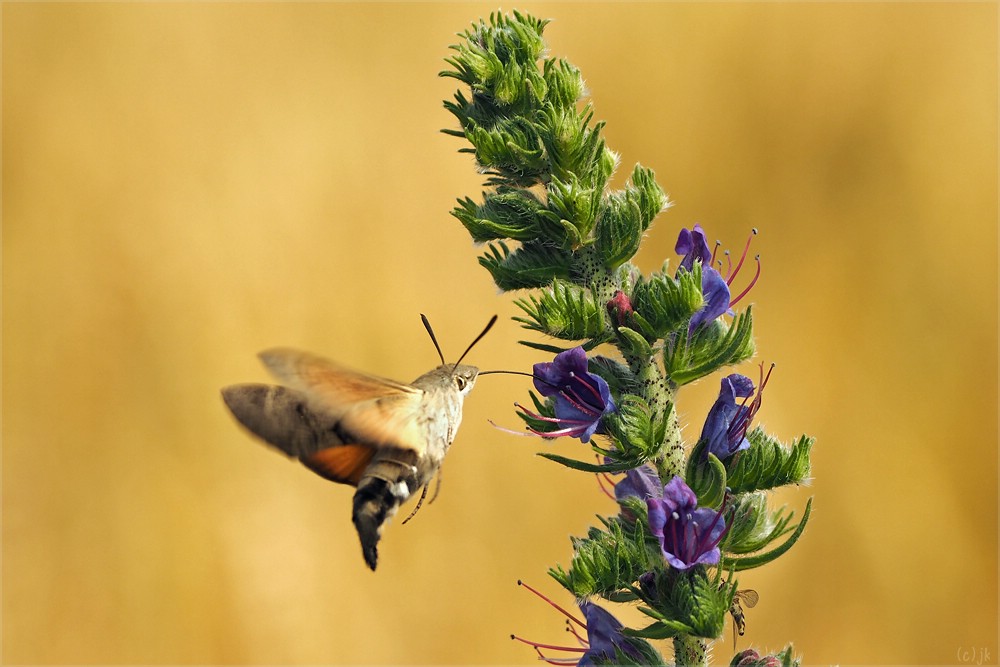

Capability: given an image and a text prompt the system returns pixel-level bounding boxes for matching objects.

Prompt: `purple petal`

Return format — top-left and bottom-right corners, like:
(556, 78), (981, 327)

(661, 476), (698, 514)
(701, 374), (755, 459)
(614, 465), (662, 502)
(675, 224), (712, 272)
(532, 346), (588, 396)
(689, 266), (731, 334)
(578, 602), (642, 665)
(724, 373), (755, 398)
(646, 497), (668, 540)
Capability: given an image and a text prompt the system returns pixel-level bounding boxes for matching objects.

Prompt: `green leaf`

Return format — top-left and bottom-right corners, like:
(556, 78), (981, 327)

(540, 106), (612, 189)
(722, 492), (794, 555)
(465, 117), (548, 179)
(663, 306), (756, 385)
(542, 58), (584, 111)
(549, 514), (654, 599)
(726, 428), (814, 493)
(513, 280), (609, 341)
(440, 11), (548, 99)
(514, 390), (555, 434)
(517, 338), (604, 354)
(588, 354), (638, 396)
(627, 164), (670, 232)
(594, 191), (642, 269)
(685, 445), (727, 510)
(630, 266), (704, 340)
(536, 452), (638, 474)
(615, 326), (654, 360)
(723, 497), (813, 571)
(479, 241), (571, 290)
(634, 567), (730, 640)
(546, 175), (603, 245)
(625, 619), (693, 640)
(593, 165), (668, 269)
(603, 395), (668, 461)
(450, 190), (550, 243)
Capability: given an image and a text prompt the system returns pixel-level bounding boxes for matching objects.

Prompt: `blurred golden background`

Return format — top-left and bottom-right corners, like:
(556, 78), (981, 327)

(4, 3), (996, 664)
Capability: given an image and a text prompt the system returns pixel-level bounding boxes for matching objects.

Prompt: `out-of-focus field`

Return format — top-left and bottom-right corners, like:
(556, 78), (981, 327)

(4, 3), (996, 664)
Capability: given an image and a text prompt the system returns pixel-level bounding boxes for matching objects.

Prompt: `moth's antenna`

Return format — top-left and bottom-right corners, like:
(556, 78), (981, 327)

(452, 314), (498, 372)
(420, 314), (446, 366)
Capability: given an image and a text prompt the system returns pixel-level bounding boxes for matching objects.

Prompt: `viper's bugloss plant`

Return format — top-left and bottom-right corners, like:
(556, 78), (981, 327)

(443, 12), (814, 666)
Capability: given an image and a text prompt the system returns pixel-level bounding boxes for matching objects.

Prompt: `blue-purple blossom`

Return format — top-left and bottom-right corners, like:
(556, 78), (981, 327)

(512, 582), (646, 666)
(646, 476), (727, 570)
(690, 265), (732, 334)
(613, 464), (661, 503)
(675, 225), (763, 334)
(524, 347), (616, 443)
(578, 601), (644, 666)
(700, 366), (772, 460)
(675, 223), (713, 271)
(701, 373), (756, 459)
(675, 225), (732, 333)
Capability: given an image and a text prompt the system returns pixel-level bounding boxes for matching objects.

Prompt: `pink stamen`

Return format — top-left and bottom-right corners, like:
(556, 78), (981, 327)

(534, 648), (580, 665)
(726, 228), (758, 286)
(691, 493), (730, 560)
(564, 378), (605, 414)
(566, 620), (588, 645)
(487, 420), (535, 437)
(595, 472), (615, 500)
(515, 403), (593, 425)
(710, 239), (722, 265)
(528, 425), (588, 439)
(670, 510), (684, 561)
(518, 580), (588, 630)
(760, 362), (775, 390)
(510, 635), (587, 653)
(748, 362), (775, 415)
(729, 254), (761, 306)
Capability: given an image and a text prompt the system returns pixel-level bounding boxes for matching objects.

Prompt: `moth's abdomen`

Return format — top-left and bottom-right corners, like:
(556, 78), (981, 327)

(351, 452), (422, 570)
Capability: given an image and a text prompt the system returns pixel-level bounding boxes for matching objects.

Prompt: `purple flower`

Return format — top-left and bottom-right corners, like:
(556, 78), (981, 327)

(675, 223), (713, 271)
(676, 225), (763, 335)
(646, 476), (727, 570)
(675, 225), (732, 333)
(523, 347), (616, 443)
(613, 464), (662, 503)
(578, 601), (643, 666)
(512, 582), (648, 666)
(701, 374), (756, 459)
(700, 366), (772, 460)
(690, 265), (732, 334)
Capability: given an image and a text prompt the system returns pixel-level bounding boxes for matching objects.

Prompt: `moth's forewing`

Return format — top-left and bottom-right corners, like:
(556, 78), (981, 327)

(258, 348), (428, 453)
(221, 383), (344, 458)
(259, 348), (416, 405)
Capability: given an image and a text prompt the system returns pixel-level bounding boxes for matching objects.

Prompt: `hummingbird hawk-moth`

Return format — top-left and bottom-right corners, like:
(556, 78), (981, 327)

(221, 315), (496, 570)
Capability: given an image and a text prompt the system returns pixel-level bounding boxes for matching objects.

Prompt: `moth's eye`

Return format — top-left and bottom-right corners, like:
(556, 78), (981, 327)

(455, 376), (468, 391)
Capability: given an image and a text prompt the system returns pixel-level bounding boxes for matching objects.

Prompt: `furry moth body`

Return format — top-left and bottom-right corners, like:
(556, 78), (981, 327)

(221, 316), (494, 570)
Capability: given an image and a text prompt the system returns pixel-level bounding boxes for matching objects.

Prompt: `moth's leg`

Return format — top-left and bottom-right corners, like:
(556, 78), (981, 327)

(428, 469), (443, 504)
(401, 483), (429, 525)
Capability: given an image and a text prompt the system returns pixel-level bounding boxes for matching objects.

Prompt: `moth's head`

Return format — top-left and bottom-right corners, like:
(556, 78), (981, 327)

(417, 314), (495, 397)
(450, 364), (479, 397)
(414, 364), (479, 396)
